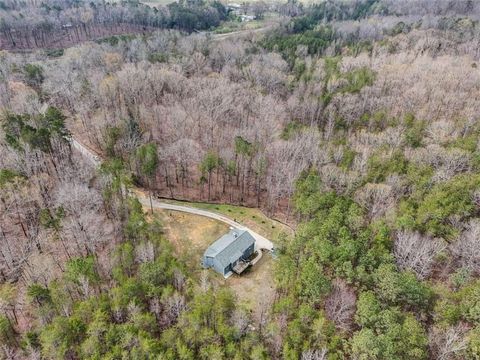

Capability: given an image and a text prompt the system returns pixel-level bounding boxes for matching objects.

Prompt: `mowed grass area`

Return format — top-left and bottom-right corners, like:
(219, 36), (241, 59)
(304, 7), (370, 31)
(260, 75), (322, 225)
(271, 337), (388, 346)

(154, 209), (229, 271)
(163, 199), (294, 242)
(150, 205), (281, 315)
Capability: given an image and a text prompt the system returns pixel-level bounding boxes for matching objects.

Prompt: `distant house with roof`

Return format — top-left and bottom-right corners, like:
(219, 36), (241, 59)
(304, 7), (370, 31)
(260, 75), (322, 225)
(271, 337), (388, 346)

(202, 229), (255, 278)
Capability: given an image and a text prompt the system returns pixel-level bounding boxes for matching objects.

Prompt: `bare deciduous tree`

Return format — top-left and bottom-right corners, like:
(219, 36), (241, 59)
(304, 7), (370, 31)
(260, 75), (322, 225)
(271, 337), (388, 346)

(429, 325), (468, 360)
(301, 348), (328, 360)
(394, 230), (446, 279)
(231, 308), (250, 338)
(324, 279), (356, 332)
(355, 183), (395, 220)
(163, 292), (186, 326)
(451, 219), (480, 274)
(135, 241), (155, 263)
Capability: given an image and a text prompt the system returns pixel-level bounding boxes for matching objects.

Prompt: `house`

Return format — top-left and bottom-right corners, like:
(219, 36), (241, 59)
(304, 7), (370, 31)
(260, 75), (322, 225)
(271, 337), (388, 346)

(240, 14), (256, 22)
(202, 229), (255, 278)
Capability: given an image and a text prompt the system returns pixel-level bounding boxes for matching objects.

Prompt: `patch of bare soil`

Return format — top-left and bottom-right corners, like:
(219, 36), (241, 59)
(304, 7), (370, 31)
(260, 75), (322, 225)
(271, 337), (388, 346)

(227, 253), (276, 320)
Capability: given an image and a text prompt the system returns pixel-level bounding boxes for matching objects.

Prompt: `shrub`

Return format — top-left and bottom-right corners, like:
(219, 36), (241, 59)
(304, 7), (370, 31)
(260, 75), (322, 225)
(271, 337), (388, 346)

(366, 151), (408, 183)
(415, 174), (480, 238)
(341, 67), (375, 94)
(340, 147), (357, 169)
(23, 63), (44, 86)
(281, 120), (305, 140)
(404, 114), (426, 148)
(374, 263), (434, 311)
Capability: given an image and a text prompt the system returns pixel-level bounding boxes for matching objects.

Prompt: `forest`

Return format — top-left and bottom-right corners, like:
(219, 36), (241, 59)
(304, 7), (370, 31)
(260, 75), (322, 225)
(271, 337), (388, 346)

(0, 0), (228, 49)
(1, 0), (480, 358)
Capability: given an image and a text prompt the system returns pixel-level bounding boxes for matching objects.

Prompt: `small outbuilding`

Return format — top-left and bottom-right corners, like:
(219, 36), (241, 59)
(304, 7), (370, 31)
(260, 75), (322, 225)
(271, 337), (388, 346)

(202, 229), (255, 278)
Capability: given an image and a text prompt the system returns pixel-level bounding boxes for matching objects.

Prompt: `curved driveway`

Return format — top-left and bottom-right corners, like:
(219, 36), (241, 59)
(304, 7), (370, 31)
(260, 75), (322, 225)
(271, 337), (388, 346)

(137, 196), (273, 250)
(71, 138), (274, 250)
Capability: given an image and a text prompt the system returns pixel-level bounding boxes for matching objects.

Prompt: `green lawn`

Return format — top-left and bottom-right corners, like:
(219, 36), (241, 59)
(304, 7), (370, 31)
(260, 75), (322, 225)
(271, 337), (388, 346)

(162, 199), (294, 242)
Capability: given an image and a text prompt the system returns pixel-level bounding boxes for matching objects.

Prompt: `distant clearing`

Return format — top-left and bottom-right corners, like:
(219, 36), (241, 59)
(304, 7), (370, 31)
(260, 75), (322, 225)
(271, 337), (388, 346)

(124, 0), (316, 9)
(141, 0), (176, 7)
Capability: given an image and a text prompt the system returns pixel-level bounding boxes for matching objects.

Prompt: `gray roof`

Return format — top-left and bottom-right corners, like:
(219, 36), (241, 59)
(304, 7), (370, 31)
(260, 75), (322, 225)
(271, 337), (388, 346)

(204, 229), (255, 269)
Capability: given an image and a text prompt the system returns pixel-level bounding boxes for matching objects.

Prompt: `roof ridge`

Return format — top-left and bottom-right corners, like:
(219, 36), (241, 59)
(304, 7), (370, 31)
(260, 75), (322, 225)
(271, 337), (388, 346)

(212, 230), (255, 268)
(204, 229), (247, 256)
(214, 230), (248, 257)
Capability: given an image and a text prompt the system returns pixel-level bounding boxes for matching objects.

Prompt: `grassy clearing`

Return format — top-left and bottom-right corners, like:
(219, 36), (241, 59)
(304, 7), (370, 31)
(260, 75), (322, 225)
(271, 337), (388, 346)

(228, 253), (275, 317)
(153, 209), (229, 271)
(140, 0), (176, 7)
(162, 199), (294, 242)
(220, 0), (311, 3)
(150, 206), (278, 314)
(214, 13), (279, 34)
(214, 18), (269, 34)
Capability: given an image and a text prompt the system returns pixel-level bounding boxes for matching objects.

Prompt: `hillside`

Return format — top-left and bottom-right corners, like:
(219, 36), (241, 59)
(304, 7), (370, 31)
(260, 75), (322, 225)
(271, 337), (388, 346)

(1, 0), (480, 359)
(0, 0), (228, 49)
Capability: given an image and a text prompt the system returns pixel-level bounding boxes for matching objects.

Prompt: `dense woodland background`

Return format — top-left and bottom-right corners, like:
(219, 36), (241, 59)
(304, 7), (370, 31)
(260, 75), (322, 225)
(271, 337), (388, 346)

(1, 0), (480, 359)
(0, 0), (229, 49)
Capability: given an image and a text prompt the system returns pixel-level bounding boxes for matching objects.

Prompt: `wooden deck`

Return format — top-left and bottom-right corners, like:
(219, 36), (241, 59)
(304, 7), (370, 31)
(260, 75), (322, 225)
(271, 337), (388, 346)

(233, 260), (250, 274)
